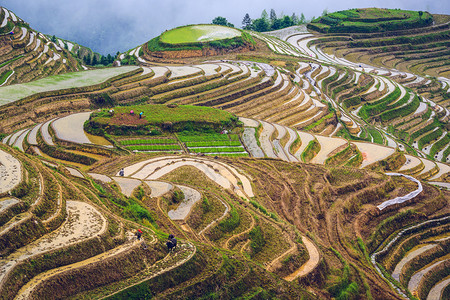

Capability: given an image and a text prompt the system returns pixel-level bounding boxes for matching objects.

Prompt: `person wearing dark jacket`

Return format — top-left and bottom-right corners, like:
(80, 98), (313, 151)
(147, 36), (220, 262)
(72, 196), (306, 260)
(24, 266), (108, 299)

(167, 234), (177, 252)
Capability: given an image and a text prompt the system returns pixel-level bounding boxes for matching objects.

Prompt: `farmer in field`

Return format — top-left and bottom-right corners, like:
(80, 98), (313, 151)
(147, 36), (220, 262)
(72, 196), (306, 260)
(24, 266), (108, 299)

(167, 234), (177, 252)
(136, 229), (142, 240)
(139, 112), (143, 119)
(119, 168), (124, 176)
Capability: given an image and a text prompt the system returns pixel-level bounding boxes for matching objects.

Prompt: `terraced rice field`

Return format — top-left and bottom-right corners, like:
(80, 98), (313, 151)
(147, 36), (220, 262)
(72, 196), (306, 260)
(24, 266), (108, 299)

(0, 66), (138, 104)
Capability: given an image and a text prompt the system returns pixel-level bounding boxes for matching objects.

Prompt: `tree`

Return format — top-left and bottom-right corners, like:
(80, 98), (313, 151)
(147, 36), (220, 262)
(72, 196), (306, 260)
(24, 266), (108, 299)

(92, 54), (98, 66)
(291, 13), (299, 25)
(281, 15), (294, 28)
(51, 35), (57, 43)
(242, 13), (252, 30)
(212, 16), (228, 26)
(271, 18), (282, 30)
(322, 9), (328, 16)
(252, 18), (269, 32)
(300, 13), (306, 24)
(84, 53), (91, 65)
(418, 11), (423, 18)
(270, 9), (277, 24)
(261, 9), (269, 22)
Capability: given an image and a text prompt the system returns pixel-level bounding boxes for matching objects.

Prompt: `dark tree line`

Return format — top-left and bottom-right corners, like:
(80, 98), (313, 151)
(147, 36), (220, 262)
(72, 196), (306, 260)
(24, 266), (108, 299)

(79, 51), (115, 66)
(212, 16), (234, 28)
(242, 9), (308, 32)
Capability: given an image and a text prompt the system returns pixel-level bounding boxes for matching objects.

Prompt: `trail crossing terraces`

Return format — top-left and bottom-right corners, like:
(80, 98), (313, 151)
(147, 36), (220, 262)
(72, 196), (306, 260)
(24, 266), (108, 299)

(0, 149), (22, 194)
(119, 156), (254, 199)
(0, 200), (107, 290)
(284, 235), (320, 281)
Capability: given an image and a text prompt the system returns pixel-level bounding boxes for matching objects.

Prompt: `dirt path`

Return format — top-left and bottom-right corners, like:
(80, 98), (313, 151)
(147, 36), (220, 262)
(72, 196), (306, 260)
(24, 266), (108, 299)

(266, 241), (297, 273)
(0, 201), (107, 290)
(284, 236), (320, 281)
(224, 209), (255, 250)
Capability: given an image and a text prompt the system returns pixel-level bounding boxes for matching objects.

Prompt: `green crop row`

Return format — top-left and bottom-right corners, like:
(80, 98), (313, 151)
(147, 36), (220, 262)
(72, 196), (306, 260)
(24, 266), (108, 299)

(359, 86), (401, 119)
(0, 55), (24, 68)
(178, 134), (232, 142)
(408, 119), (441, 143)
(120, 138), (178, 145)
(367, 128), (384, 145)
(379, 95), (420, 122)
(0, 70), (13, 85)
(442, 144), (450, 162)
(304, 113), (333, 131)
(351, 29), (448, 48)
(188, 146), (245, 153)
(418, 128), (443, 150)
(430, 133), (450, 158)
(185, 141), (242, 147)
(126, 144), (181, 151)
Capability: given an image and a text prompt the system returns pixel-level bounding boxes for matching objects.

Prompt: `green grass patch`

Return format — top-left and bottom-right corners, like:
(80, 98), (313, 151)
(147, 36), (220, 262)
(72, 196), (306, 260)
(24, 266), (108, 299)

(0, 55), (23, 68)
(367, 128), (384, 144)
(88, 104), (239, 135)
(310, 8), (433, 34)
(301, 139), (321, 163)
(160, 25), (241, 44)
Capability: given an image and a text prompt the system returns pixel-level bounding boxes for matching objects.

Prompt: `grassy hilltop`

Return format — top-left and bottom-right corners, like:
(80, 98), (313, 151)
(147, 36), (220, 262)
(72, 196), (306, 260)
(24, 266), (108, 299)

(309, 8), (433, 33)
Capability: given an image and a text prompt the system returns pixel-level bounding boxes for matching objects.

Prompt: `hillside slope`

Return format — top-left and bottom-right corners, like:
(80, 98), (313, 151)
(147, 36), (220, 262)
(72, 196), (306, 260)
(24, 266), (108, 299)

(0, 6), (86, 86)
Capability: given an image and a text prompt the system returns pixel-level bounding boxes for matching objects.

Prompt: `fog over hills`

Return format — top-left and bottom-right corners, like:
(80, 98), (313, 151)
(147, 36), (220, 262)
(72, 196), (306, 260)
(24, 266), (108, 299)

(2, 0), (449, 54)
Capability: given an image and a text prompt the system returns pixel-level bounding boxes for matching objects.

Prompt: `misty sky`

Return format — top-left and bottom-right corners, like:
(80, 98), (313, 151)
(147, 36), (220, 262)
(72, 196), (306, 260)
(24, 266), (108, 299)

(2, 0), (449, 55)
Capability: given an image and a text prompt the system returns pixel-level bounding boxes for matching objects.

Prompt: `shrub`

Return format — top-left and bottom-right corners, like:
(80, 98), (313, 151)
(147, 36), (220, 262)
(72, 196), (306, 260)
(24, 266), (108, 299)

(249, 226), (265, 256)
(218, 205), (240, 233)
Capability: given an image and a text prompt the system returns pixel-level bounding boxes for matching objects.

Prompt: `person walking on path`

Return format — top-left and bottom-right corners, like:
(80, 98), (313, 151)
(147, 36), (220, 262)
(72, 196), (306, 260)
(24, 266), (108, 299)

(136, 229), (142, 240)
(166, 234), (177, 252)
